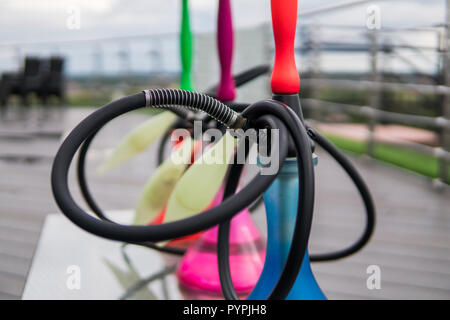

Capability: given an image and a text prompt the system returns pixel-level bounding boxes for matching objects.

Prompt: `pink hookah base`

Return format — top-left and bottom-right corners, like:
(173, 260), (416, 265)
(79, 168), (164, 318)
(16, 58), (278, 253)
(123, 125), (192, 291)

(176, 209), (266, 296)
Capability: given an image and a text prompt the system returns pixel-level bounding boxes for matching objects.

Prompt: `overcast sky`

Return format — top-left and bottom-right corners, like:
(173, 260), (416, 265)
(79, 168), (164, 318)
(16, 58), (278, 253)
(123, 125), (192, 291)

(0, 0), (446, 44)
(0, 0), (445, 76)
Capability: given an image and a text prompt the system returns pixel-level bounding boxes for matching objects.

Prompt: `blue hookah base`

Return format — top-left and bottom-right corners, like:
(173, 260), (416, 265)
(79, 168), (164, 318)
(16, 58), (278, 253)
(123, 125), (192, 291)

(248, 157), (326, 300)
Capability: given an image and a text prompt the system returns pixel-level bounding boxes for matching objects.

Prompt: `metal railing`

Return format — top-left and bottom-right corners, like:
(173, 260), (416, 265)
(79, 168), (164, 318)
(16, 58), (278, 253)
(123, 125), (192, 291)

(295, 3), (450, 184)
(302, 98), (450, 162)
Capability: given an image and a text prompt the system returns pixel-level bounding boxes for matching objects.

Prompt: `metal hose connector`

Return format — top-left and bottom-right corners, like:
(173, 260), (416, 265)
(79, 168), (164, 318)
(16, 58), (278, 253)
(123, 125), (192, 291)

(142, 89), (246, 129)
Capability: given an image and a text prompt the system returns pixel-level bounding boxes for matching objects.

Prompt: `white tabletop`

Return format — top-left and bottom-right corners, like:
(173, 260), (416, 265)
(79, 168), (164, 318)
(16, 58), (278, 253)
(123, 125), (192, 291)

(22, 211), (184, 300)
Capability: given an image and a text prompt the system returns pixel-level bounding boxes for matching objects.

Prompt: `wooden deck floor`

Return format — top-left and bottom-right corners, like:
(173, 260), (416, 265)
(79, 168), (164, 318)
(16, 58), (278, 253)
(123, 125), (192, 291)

(0, 107), (449, 300)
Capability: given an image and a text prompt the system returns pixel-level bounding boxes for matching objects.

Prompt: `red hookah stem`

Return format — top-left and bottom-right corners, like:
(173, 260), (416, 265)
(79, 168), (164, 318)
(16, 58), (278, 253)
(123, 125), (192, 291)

(216, 0), (236, 101)
(270, 0), (300, 94)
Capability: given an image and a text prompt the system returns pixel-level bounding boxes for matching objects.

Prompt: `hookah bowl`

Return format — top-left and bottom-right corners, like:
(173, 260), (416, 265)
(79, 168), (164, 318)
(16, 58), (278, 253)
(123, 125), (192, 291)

(248, 157), (326, 300)
(176, 189), (265, 299)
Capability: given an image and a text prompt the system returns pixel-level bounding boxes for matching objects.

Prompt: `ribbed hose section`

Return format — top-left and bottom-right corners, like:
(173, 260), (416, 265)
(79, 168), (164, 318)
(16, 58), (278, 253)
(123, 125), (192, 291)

(143, 89), (245, 129)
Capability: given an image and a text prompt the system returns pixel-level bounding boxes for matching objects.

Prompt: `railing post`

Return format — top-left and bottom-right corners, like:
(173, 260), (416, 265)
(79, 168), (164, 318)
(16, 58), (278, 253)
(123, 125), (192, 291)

(308, 23), (322, 120)
(14, 46), (22, 69)
(92, 44), (103, 81)
(118, 41), (131, 81)
(149, 37), (163, 75)
(367, 30), (380, 158)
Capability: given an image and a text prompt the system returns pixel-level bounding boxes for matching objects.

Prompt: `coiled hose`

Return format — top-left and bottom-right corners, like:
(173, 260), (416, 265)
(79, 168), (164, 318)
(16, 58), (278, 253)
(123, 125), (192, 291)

(76, 105), (261, 256)
(75, 91), (244, 255)
(77, 97), (375, 260)
(51, 89), (316, 299)
(52, 88), (375, 299)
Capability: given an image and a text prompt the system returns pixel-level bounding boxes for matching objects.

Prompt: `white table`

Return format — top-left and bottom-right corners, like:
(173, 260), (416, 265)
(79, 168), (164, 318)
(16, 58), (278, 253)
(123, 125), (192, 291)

(22, 211), (184, 300)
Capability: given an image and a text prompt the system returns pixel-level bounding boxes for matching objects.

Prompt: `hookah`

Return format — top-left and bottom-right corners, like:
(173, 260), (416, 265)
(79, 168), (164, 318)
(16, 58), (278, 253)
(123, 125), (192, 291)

(223, 0), (325, 300)
(176, 0), (265, 299)
(52, 0), (375, 300)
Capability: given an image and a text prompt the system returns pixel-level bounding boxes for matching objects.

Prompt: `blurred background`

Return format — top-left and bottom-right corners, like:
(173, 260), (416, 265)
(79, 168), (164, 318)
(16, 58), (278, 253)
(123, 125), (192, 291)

(0, 0), (449, 300)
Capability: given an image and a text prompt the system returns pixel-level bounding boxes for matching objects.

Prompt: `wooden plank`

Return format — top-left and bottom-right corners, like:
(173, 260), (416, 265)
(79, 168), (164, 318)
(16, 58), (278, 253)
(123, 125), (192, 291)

(309, 235), (450, 262)
(0, 291), (20, 300)
(0, 239), (37, 260)
(0, 225), (41, 245)
(311, 243), (450, 275)
(312, 259), (450, 292)
(0, 271), (25, 297)
(0, 253), (31, 277)
(0, 211), (46, 232)
(314, 271), (450, 300)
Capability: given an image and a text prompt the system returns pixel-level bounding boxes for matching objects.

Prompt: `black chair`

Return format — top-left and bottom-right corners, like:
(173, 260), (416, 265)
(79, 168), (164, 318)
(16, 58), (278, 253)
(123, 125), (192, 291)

(38, 56), (65, 105)
(0, 57), (43, 106)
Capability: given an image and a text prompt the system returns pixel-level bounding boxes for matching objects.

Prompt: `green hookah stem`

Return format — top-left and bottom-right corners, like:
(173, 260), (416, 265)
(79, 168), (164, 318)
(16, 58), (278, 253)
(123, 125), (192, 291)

(180, 0), (194, 91)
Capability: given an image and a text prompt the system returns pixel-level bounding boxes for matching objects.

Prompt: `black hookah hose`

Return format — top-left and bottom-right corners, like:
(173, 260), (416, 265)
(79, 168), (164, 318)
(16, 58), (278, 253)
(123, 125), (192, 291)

(78, 64), (270, 222)
(78, 98), (375, 260)
(54, 91), (263, 242)
(51, 89), (317, 300)
(77, 102), (254, 255)
(53, 89), (375, 298)
(76, 70), (270, 256)
(217, 116), (376, 300)
(76, 93), (246, 255)
(306, 127), (376, 261)
(211, 104), (375, 262)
